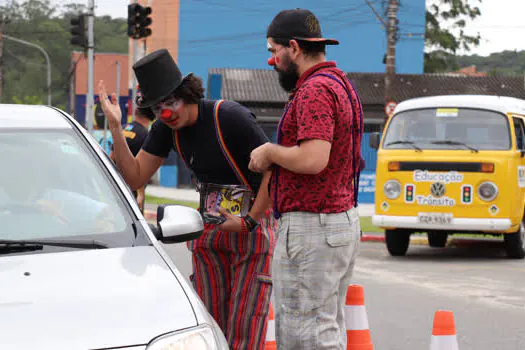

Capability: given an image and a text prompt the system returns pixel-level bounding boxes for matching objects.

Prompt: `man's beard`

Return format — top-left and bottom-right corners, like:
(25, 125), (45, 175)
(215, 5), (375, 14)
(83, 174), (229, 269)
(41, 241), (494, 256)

(275, 60), (299, 93)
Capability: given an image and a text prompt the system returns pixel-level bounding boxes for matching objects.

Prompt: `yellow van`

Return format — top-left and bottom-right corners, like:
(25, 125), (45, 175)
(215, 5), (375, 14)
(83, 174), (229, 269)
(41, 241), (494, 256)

(370, 95), (525, 259)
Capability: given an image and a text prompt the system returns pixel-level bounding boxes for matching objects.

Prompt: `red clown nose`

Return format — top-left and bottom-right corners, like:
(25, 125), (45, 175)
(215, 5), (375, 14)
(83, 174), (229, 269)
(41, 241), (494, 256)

(267, 57), (276, 66)
(161, 109), (173, 119)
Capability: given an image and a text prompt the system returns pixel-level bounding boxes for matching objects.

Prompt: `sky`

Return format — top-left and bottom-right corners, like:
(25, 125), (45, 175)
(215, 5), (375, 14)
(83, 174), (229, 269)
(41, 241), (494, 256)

(52, 0), (525, 57)
(448, 0), (525, 56)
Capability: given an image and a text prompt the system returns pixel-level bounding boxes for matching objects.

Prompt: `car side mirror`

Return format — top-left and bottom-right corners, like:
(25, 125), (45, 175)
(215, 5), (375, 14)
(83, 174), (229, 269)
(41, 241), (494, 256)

(151, 204), (204, 244)
(369, 132), (381, 149)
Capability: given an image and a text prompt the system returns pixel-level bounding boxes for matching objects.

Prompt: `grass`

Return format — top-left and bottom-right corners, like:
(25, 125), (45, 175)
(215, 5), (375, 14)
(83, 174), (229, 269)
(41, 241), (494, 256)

(145, 194), (385, 233)
(145, 194), (198, 209)
(359, 216), (384, 233)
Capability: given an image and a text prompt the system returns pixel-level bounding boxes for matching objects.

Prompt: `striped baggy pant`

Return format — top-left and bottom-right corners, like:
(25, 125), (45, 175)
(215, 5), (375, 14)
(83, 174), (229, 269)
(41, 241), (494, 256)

(187, 209), (277, 349)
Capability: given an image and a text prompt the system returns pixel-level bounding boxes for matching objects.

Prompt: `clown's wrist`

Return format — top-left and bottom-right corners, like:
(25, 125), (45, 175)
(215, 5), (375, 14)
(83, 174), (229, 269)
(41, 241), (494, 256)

(243, 214), (259, 232)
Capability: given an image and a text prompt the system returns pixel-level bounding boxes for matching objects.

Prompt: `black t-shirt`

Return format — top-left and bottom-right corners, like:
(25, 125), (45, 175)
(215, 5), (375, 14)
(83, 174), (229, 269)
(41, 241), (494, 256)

(122, 121), (149, 156)
(142, 99), (269, 194)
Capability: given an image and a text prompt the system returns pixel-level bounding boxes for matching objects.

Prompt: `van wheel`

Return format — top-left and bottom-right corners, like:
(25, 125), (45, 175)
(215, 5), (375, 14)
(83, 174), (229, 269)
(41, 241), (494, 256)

(504, 219), (525, 259)
(385, 229), (410, 256)
(428, 232), (448, 248)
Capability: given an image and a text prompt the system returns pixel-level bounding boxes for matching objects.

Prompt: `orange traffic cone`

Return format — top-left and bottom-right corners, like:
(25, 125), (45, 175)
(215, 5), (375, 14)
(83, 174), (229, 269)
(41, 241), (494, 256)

(430, 310), (459, 350)
(345, 284), (374, 350)
(264, 303), (276, 350)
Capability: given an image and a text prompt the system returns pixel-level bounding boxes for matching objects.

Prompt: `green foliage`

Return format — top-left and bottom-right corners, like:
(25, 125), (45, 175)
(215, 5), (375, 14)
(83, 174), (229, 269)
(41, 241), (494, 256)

(1, 0), (127, 107)
(425, 0), (482, 73)
(455, 50), (525, 77)
(12, 95), (43, 104)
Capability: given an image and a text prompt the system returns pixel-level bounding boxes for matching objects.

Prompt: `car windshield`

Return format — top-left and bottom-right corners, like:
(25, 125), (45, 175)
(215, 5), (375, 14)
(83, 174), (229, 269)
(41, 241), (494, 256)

(0, 128), (134, 245)
(382, 108), (511, 151)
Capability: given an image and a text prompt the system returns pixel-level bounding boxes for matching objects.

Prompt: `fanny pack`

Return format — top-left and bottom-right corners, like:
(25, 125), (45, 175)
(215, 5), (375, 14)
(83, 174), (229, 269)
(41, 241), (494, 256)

(174, 100), (254, 224)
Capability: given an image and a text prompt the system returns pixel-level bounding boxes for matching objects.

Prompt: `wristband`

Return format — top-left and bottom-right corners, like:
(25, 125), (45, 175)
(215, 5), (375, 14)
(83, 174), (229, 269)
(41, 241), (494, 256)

(240, 217), (249, 234)
(243, 214), (259, 232)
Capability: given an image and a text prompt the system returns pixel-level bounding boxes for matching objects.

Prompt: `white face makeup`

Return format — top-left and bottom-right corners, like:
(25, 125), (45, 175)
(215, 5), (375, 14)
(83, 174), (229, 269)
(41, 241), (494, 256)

(152, 97), (183, 120)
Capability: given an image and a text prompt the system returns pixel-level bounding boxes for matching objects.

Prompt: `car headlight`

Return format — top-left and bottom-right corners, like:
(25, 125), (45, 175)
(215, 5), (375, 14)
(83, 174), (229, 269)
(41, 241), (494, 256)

(478, 181), (498, 201)
(384, 180), (401, 199)
(146, 324), (227, 350)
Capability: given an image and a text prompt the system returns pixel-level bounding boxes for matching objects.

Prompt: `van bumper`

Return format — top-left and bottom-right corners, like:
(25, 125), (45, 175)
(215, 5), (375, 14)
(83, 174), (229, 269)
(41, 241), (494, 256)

(372, 215), (512, 232)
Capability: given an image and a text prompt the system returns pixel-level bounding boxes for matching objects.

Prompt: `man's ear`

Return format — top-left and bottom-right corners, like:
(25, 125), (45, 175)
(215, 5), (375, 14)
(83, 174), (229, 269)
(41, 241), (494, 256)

(289, 39), (301, 59)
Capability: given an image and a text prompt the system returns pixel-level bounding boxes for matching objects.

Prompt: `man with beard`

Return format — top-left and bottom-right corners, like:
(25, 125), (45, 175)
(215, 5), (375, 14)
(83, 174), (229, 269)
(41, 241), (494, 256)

(249, 9), (364, 349)
(98, 49), (276, 350)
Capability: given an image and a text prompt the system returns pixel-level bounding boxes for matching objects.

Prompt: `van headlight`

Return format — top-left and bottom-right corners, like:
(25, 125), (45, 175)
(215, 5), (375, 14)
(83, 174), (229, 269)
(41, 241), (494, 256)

(478, 181), (498, 201)
(384, 180), (401, 199)
(146, 324), (227, 350)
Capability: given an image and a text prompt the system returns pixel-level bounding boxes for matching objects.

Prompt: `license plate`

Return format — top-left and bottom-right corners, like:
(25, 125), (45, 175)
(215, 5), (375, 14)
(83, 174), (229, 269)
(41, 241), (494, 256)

(417, 212), (453, 225)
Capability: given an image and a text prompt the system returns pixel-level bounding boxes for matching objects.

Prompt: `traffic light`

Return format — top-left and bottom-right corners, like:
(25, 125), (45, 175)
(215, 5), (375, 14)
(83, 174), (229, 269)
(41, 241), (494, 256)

(127, 4), (152, 39)
(70, 14), (87, 48)
(461, 185), (472, 204)
(405, 184), (415, 203)
(139, 6), (152, 38)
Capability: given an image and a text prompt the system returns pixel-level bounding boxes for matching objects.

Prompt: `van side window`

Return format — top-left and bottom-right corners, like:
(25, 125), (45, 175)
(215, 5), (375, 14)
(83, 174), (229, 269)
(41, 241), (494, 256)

(513, 118), (525, 150)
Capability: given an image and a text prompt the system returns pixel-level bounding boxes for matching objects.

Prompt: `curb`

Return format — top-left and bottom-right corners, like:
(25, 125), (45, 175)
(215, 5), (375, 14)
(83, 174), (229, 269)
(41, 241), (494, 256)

(361, 234), (429, 245)
(145, 209), (498, 247)
(360, 235), (385, 243)
(360, 234), (502, 247)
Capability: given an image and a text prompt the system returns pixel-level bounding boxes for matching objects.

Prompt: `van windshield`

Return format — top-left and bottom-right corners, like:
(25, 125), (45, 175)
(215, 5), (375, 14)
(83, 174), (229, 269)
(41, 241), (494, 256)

(382, 108), (511, 151)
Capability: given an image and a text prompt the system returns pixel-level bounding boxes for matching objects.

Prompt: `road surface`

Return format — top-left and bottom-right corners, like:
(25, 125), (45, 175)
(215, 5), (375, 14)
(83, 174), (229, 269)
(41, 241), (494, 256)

(162, 237), (525, 349)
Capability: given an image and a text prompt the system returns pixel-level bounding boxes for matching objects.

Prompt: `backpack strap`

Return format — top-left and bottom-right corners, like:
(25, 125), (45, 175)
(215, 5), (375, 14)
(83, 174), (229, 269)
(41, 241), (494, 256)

(213, 100), (253, 192)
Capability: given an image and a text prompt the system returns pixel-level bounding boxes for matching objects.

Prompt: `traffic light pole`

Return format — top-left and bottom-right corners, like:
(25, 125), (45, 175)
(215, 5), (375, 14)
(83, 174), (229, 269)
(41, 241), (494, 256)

(130, 0), (138, 122)
(104, 60), (119, 150)
(131, 34), (137, 119)
(128, 0), (152, 120)
(85, 0), (95, 134)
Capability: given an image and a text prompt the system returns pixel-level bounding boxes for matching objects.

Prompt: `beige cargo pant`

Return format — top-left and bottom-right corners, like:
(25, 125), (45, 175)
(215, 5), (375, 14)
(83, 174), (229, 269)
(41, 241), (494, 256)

(272, 208), (361, 349)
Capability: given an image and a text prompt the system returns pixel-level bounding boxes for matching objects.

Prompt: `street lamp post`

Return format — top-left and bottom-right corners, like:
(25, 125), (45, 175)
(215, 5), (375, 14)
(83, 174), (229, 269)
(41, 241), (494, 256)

(4, 34), (52, 105)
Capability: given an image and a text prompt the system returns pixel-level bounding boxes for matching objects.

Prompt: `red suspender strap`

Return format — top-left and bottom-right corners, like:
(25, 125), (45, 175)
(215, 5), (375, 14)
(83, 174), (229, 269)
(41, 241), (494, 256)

(173, 100), (252, 192)
(174, 131), (186, 168)
(213, 100), (253, 192)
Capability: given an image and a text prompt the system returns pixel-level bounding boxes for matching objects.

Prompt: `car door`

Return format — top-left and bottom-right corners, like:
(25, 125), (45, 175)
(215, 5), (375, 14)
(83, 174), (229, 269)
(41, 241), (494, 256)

(512, 116), (525, 208)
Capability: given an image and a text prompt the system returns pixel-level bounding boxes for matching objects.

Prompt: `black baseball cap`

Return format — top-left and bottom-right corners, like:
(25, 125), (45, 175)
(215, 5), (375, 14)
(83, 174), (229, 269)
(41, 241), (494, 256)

(267, 8), (339, 45)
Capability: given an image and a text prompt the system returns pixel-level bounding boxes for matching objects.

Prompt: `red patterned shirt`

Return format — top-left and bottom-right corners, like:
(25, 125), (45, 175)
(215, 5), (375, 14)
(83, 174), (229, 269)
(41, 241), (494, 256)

(270, 61), (363, 215)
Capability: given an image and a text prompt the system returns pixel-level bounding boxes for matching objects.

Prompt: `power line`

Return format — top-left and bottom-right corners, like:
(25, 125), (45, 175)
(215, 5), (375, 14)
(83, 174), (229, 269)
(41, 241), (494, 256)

(364, 0), (387, 27)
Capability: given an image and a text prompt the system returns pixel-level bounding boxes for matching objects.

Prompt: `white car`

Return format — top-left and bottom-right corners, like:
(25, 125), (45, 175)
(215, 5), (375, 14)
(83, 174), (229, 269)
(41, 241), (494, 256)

(0, 104), (229, 350)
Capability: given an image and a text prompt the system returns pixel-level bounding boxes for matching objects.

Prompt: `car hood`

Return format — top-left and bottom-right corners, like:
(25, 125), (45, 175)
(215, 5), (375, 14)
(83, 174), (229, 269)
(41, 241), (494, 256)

(0, 246), (197, 350)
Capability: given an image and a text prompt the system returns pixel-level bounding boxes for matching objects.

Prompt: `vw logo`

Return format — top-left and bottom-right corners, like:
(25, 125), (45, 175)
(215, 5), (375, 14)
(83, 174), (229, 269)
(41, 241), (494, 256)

(430, 182), (446, 197)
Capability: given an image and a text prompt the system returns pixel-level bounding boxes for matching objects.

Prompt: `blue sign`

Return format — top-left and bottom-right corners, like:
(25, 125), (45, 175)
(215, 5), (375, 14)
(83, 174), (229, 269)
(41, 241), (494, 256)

(358, 171), (376, 204)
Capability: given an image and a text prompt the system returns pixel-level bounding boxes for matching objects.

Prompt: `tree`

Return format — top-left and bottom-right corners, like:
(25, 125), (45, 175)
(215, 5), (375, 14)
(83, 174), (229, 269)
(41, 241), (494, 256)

(2, 0), (127, 108)
(12, 95), (43, 104)
(424, 0), (482, 73)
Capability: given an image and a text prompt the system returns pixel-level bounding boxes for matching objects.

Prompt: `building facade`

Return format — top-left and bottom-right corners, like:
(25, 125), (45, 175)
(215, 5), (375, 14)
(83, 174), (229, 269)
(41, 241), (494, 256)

(178, 0), (427, 87)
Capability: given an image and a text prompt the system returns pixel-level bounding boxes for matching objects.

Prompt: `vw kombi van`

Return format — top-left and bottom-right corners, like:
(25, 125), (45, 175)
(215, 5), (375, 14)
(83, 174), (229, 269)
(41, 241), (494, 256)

(370, 95), (525, 259)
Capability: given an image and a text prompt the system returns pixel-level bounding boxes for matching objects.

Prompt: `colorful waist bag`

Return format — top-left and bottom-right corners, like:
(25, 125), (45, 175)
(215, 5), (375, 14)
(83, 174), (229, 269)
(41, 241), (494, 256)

(174, 100), (254, 225)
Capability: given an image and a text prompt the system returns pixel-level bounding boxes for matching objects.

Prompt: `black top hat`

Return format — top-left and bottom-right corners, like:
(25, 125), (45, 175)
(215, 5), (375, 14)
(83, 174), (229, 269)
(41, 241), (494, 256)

(132, 48), (191, 108)
(267, 8), (339, 45)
